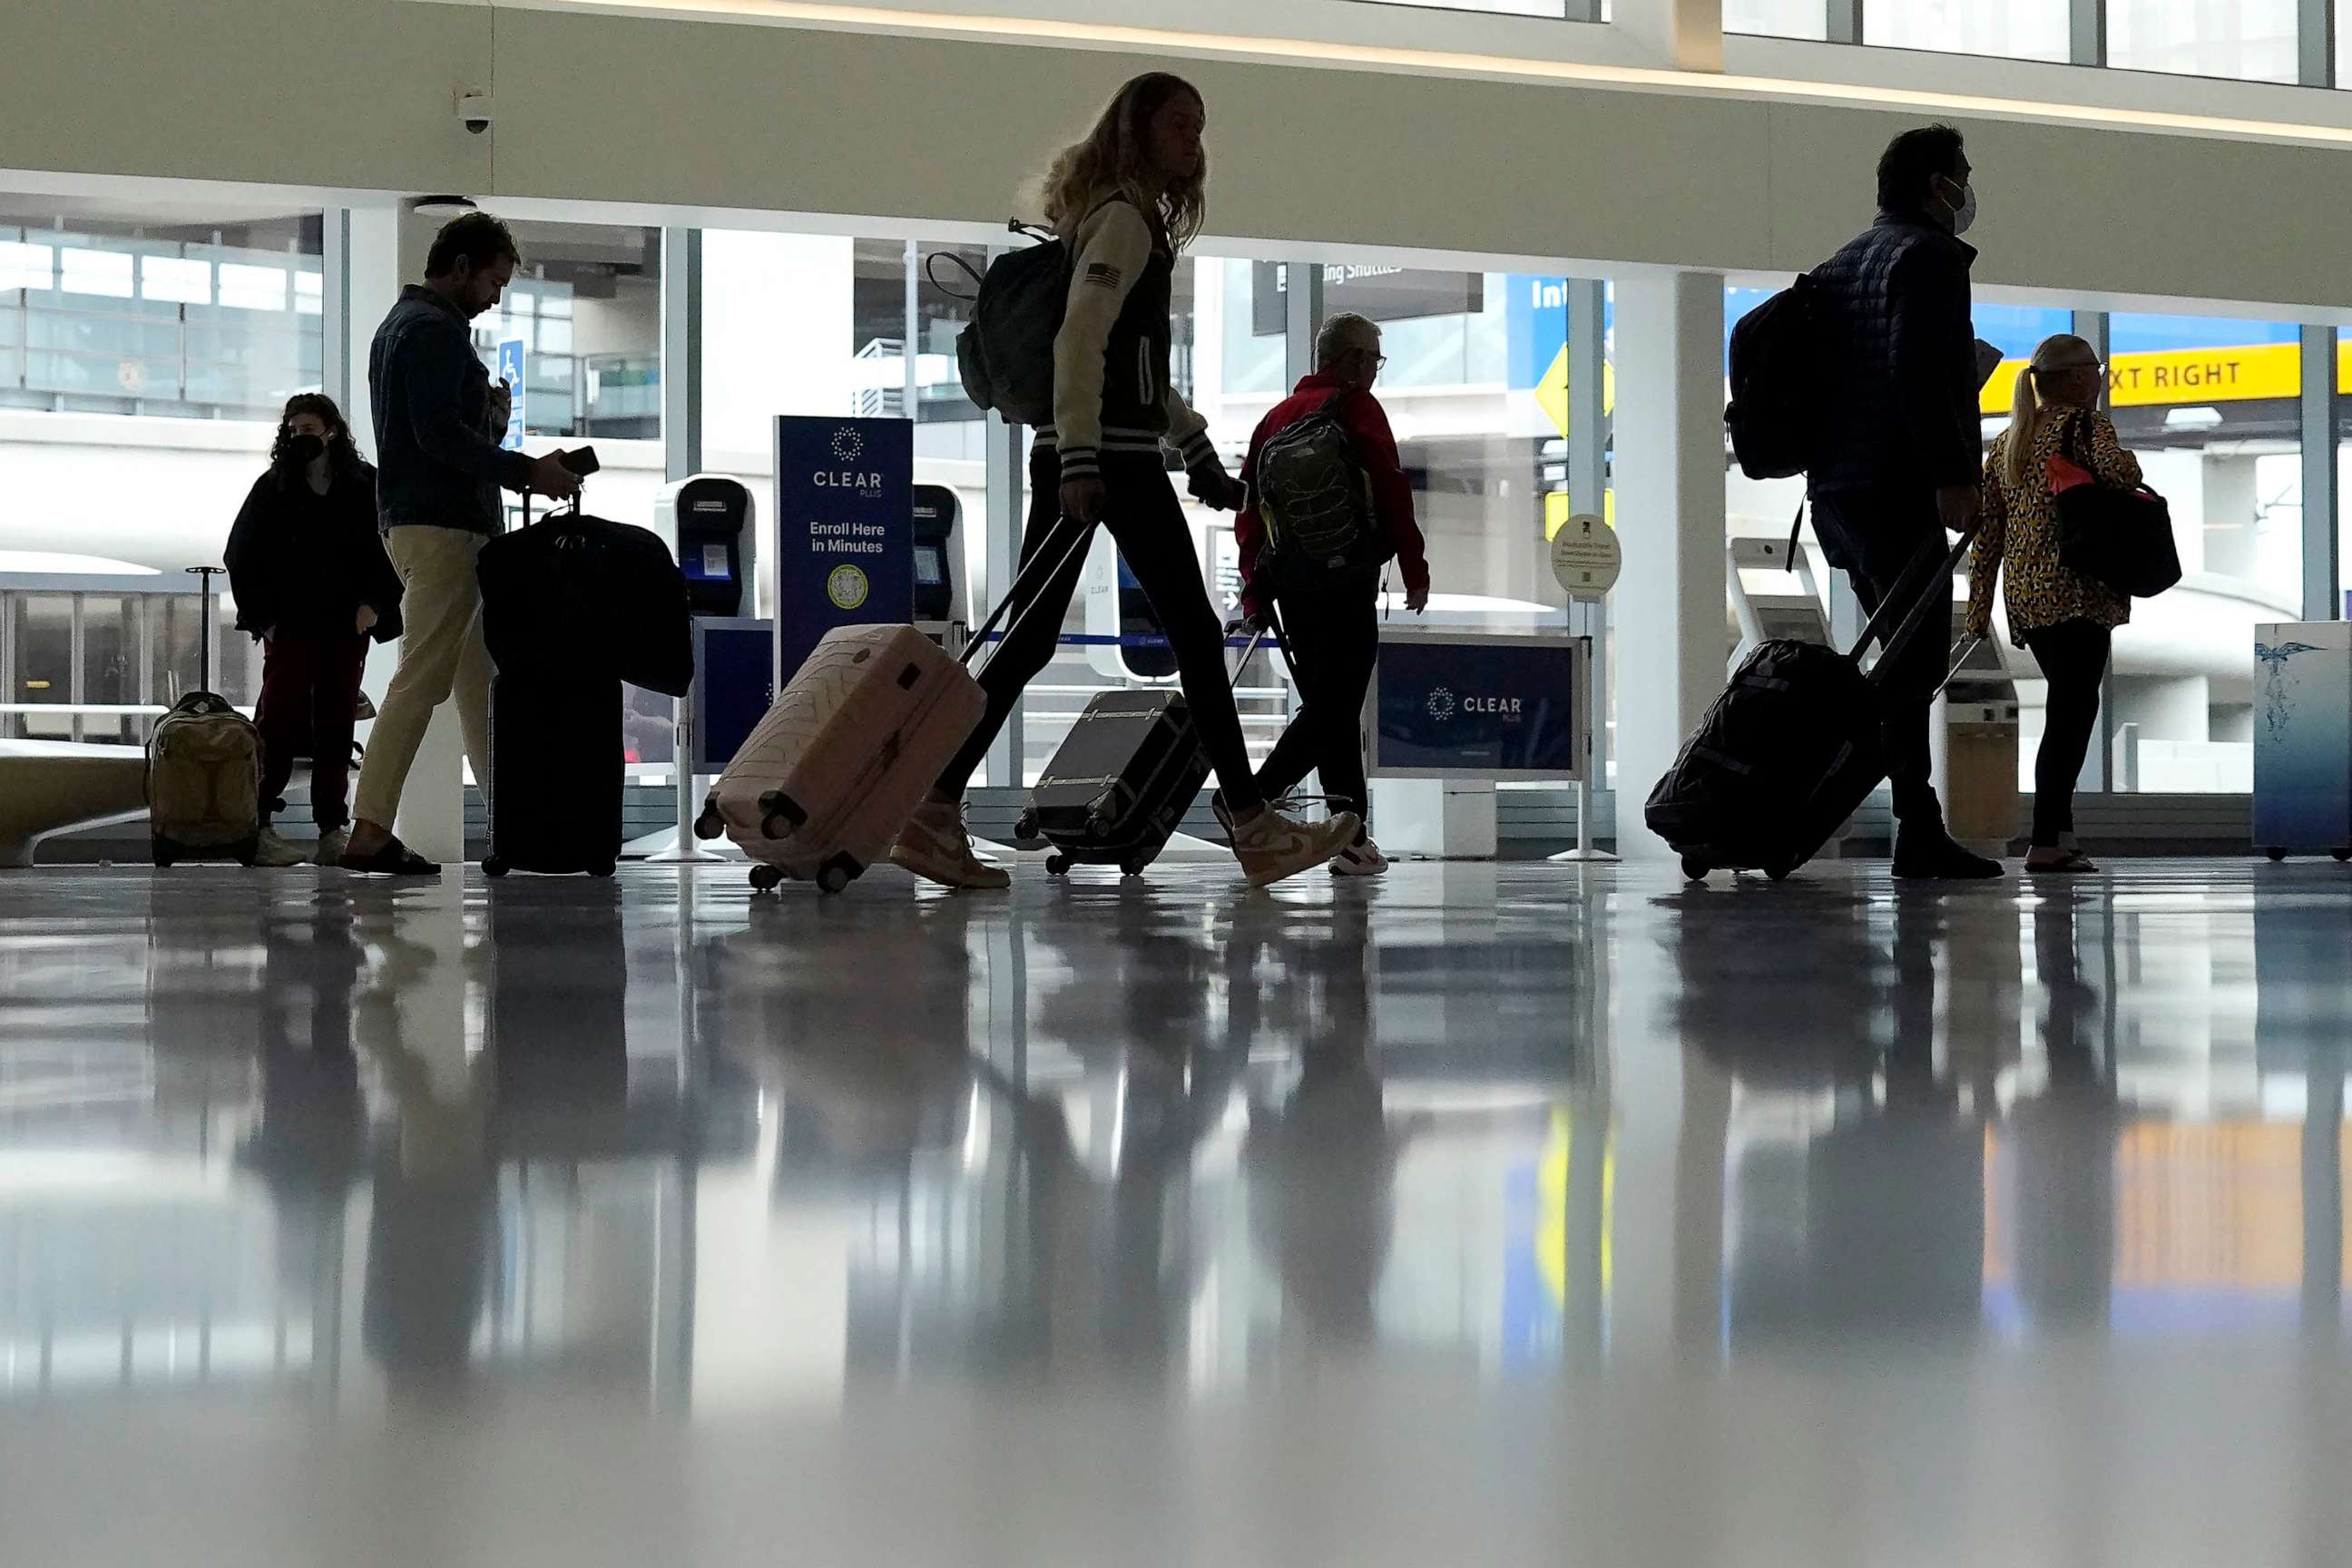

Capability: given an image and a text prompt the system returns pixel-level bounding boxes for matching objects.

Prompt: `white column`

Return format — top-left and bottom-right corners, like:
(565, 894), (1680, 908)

(1612, 273), (1727, 862)
(349, 201), (470, 866)
(1612, 0), (1725, 73)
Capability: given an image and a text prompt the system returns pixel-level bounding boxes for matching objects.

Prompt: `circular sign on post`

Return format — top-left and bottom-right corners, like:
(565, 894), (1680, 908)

(1550, 514), (1621, 599)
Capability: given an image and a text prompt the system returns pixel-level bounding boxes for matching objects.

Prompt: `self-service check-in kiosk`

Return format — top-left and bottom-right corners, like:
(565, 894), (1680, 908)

(646, 475), (756, 860)
(913, 484), (965, 655)
(659, 475), (755, 619)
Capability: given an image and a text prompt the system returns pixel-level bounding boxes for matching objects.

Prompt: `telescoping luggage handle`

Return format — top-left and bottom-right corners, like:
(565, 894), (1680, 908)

(519, 446), (603, 530)
(1850, 524), (1980, 691)
(958, 511), (1103, 680)
(184, 565), (225, 694)
(958, 513), (1276, 687)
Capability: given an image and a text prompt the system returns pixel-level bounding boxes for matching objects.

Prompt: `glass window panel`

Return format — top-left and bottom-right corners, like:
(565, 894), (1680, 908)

(12, 596), (73, 728)
(60, 247), (134, 299)
(80, 596), (136, 742)
(1307, 260), (1567, 628)
(702, 227), (995, 775)
(217, 262), (287, 310)
(294, 270), (323, 317)
(1865, 1), (2069, 61)
(149, 595), (203, 706)
(1726, 0), (1828, 39)
(2102, 311), (2301, 793)
(469, 227), (660, 443)
(141, 256), (211, 306)
(0, 240), (54, 291)
(2109, 0), (2298, 83)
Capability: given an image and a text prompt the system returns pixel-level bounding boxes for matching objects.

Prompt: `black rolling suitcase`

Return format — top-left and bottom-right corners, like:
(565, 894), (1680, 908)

(1014, 628), (1271, 877)
(475, 453), (689, 877)
(483, 671), (625, 877)
(1646, 527), (1975, 882)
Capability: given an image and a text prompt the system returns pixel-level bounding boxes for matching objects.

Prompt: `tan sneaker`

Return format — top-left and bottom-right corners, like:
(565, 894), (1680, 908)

(1219, 797), (1363, 887)
(251, 828), (311, 867)
(889, 798), (1012, 890)
(315, 828), (350, 867)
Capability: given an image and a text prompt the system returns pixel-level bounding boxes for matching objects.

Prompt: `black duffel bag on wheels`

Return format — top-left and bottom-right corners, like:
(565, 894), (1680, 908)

(1646, 526), (1976, 883)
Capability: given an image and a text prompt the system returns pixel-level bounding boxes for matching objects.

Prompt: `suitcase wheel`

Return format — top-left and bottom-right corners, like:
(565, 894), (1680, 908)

(1012, 808), (1040, 846)
(757, 790), (808, 841)
(1681, 855), (1710, 882)
(2335, 849), (2351, 864)
(1765, 860), (1794, 883)
(1120, 856), (1151, 877)
(749, 865), (785, 894)
(1045, 854), (1071, 877)
(483, 856), (509, 877)
(152, 838), (176, 869)
(2266, 848), (2289, 863)
(816, 854), (859, 895)
(693, 802), (725, 841)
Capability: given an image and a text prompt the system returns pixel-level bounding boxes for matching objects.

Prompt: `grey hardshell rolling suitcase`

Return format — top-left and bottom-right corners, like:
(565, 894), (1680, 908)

(1013, 628), (1272, 877)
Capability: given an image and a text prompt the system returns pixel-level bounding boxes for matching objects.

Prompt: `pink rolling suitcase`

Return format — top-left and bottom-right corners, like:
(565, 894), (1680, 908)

(694, 516), (1087, 894)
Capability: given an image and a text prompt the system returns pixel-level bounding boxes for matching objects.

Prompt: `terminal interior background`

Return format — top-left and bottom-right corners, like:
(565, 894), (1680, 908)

(11, 0), (2352, 1560)
(8, 20), (2352, 822)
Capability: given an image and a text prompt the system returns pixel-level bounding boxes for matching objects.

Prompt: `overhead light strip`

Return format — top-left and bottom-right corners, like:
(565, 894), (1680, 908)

(545, 0), (2352, 150)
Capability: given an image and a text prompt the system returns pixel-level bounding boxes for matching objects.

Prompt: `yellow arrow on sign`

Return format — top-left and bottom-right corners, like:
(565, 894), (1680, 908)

(1533, 344), (1615, 441)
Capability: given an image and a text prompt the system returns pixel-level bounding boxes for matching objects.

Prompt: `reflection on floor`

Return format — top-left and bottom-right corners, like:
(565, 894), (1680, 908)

(2, 861), (2349, 1564)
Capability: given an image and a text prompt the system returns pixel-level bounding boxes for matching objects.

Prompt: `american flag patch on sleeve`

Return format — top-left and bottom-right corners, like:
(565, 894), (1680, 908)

(1082, 262), (1123, 289)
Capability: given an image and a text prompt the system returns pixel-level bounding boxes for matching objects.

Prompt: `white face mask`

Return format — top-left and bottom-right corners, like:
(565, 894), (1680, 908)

(1940, 177), (1978, 237)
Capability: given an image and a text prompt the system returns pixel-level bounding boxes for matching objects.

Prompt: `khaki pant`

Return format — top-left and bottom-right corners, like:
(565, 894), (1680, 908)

(351, 525), (493, 831)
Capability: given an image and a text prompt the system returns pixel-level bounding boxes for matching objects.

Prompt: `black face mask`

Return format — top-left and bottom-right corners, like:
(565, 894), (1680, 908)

(280, 433), (327, 467)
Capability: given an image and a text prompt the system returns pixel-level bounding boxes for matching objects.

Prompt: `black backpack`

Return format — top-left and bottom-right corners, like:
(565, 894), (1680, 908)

(1253, 389), (1386, 587)
(1724, 274), (1821, 481)
(937, 221), (1069, 429)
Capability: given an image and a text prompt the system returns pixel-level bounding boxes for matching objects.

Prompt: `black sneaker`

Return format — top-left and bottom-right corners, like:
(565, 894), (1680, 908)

(1891, 827), (2004, 881)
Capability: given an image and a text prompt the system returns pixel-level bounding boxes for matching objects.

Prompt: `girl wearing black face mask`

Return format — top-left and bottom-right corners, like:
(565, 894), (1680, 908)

(224, 393), (404, 867)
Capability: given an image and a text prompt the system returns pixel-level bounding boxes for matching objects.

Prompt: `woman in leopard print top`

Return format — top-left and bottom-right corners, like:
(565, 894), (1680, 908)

(1966, 334), (2139, 873)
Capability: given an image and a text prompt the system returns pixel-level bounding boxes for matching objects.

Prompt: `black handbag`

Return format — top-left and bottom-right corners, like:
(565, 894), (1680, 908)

(2051, 413), (2181, 599)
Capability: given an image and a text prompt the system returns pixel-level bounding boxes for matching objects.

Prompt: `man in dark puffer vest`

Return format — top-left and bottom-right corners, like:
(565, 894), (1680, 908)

(1808, 123), (2002, 881)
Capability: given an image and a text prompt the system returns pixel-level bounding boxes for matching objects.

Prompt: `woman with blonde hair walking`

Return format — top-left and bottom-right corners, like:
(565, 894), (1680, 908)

(890, 72), (1359, 889)
(1967, 334), (2136, 872)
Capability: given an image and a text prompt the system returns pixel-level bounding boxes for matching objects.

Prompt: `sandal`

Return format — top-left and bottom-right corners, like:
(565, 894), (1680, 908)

(335, 834), (441, 876)
(2024, 849), (2099, 874)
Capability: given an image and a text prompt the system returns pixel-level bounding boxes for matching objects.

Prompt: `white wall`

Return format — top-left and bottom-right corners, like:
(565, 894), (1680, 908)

(15, 0), (2352, 318)
(700, 231), (856, 470)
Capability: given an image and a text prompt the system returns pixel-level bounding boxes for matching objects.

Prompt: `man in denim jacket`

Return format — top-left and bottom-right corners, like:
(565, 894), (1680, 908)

(339, 212), (579, 875)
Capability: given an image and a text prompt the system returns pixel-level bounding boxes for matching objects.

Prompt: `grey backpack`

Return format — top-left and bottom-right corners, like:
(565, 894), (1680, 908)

(1253, 390), (1385, 587)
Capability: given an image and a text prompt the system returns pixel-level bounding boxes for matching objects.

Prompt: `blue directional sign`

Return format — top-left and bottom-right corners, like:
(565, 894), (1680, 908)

(496, 338), (526, 451)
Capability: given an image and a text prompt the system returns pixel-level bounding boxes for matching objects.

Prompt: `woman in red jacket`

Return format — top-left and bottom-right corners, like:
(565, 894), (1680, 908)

(1235, 312), (1431, 876)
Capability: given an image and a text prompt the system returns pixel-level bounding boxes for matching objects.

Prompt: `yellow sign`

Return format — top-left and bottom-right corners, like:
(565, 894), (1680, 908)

(1977, 340), (2342, 416)
(1534, 345), (1615, 441)
(1544, 488), (1616, 541)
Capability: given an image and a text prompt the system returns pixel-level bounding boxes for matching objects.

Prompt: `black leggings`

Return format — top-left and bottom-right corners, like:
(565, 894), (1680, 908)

(930, 447), (1264, 809)
(2022, 620), (2110, 848)
(1256, 571), (1380, 828)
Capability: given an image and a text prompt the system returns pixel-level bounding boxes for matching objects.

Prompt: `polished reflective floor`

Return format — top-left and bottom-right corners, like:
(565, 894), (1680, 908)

(3, 858), (2350, 1565)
